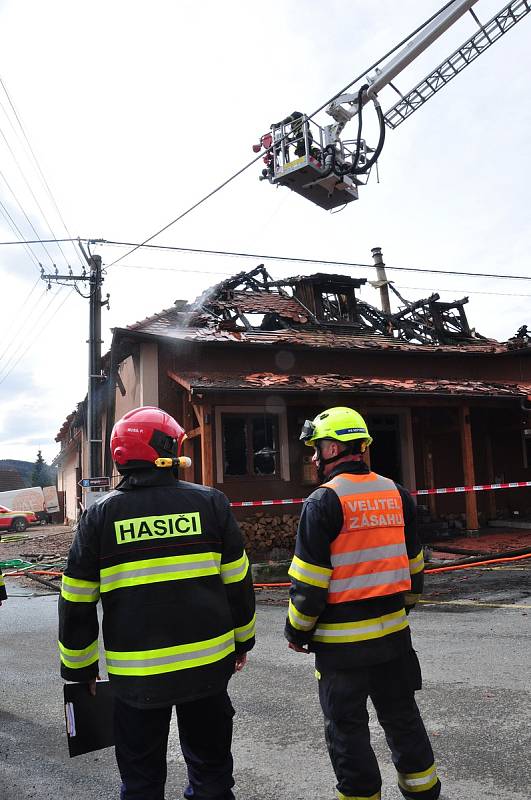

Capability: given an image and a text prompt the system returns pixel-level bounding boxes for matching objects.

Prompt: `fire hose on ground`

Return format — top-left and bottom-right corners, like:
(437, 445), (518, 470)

(1, 552), (530, 594)
(1, 476), (530, 591)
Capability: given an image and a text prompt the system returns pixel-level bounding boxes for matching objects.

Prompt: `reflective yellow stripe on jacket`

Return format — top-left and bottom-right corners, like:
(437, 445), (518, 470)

(105, 630), (235, 676)
(220, 552), (249, 584)
(235, 613), (256, 643)
(58, 639), (99, 670)
(409, 550), (424, 575)
(288, 599), (318, 631)
(288, 555), (332, 589)
(61, 575), (100, 603)
(99, 552), (221, 593)
(312, 609), (408, 644)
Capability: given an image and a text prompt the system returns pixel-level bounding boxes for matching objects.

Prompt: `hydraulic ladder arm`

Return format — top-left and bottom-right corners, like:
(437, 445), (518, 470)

(383, 0), (531, 130)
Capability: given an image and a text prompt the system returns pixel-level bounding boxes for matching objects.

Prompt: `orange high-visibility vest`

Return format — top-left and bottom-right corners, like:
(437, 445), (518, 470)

(322, 472), (411, 604)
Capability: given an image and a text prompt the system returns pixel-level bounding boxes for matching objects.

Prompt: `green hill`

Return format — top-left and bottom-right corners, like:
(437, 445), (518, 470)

(0, 459), (57, 488)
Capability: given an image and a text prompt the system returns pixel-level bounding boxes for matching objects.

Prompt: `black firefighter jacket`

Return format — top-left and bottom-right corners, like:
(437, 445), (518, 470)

(284, 461), (424, 672)
(59, 470), (256, 708)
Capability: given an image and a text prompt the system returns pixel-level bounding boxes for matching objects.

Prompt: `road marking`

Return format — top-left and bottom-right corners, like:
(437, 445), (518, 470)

(419, 599), (531, 610)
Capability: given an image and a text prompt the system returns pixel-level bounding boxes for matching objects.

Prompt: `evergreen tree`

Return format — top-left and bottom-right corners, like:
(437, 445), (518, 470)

(31, 450), (47, 487)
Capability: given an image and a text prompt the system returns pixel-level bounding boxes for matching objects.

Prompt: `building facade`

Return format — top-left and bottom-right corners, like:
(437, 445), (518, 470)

(55, 267), (531, 543)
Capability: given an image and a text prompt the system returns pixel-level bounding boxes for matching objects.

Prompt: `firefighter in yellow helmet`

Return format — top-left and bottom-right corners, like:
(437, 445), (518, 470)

(285, 407), (441, 800)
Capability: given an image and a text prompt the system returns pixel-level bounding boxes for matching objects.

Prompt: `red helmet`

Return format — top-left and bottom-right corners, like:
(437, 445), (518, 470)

(111, 406), (186, 471)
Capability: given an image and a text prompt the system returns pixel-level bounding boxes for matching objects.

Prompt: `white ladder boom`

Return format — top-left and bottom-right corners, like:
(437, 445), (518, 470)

(384, 0), (531, 130)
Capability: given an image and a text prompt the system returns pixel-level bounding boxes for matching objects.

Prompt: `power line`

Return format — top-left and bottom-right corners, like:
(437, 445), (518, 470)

(373, 285), (531, 299)
(0, 237), (79, 245)
(299, 0), (462, 121)
(103, 1), (464, 269)
(97, 239), (531, 282)
(0, 287), (74, 385)
(113, 264), (531, 299)
(0, 276), (42, 361)
(1, 235), (531, 284)
(112, 263), (234, 277)
(0, 77), (84, 269)
(0, 166), (56, 265)
(0, 123), (71, 268)
(0, 198), (43, 271)
(0, 286), (53, 375)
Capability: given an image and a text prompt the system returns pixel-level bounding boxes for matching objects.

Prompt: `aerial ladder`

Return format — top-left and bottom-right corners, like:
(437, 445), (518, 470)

(253, 0), (530, 210)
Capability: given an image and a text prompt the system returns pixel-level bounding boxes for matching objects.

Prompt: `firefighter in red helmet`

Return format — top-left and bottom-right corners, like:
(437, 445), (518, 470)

(59, 406), (255, 800)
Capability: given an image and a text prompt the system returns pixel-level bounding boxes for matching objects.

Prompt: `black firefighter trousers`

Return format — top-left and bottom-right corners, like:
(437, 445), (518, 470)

(114, 690), (235, 800)
(317, 651), (441, 800)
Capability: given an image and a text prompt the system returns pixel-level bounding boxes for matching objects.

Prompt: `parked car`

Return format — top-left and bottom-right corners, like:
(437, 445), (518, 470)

(0, 505), (39, 533)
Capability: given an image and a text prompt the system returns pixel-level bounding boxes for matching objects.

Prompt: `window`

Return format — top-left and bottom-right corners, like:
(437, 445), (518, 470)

(222, 413), (279, 478)
(523, 429), (531, 468)
(318, 287), (357, 323)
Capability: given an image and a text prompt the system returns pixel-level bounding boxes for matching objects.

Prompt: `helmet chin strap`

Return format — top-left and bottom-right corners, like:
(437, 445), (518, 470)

(315, 441), (362, 482)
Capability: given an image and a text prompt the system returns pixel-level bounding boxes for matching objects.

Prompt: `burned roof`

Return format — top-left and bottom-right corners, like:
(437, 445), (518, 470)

(125, 265), (501, 350)
(169, 371), (531, 399)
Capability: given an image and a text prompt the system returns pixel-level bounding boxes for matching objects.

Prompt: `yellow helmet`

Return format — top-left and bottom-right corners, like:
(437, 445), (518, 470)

(300, 406), (373, 449)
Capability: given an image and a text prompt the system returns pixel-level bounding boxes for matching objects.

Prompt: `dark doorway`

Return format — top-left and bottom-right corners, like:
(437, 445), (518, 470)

(367, 414), (402, 484)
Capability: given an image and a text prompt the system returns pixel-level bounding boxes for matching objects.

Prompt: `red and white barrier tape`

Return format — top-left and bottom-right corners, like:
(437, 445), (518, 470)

(229, 480), (531, 508)
(231, 498), (305, 508)
(412, 480), (531, 497)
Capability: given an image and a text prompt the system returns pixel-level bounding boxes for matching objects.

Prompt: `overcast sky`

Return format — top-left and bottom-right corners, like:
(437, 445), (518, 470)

(0, 0), (530, 466)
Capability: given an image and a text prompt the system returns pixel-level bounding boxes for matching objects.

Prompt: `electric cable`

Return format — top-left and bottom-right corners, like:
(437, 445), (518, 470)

(0, 122), (72, 268)
(0, 166), (56, 265)
(398, 285), (531, 299)
(96, 239), (531, 282)
(0, 287), (73, 385)
(109, 263), (531, 299)
(0, 237), (80, 245)
(103, 1), (465, 269)
(0, 199), (44, 271)
(0, 77), (85, 268)
(301, 0), (465, 122)
(0, 285), (51, 376)
(0, 276), (42, 362)
(2, 236), (530, 286)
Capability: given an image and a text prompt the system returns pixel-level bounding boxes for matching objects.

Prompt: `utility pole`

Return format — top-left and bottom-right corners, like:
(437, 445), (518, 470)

(41, 240), (109, 479)
(370, 246), (391, 315)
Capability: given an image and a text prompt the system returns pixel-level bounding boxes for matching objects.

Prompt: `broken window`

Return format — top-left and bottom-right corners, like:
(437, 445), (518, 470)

(222, 413), (279, 478)
(317, 287), (358, 323)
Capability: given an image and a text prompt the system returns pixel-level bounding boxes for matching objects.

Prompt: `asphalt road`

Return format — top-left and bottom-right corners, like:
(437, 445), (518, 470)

(1, 564), (530, 800)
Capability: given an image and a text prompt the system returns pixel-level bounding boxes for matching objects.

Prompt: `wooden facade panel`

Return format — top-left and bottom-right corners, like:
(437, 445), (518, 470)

(162, 340), (531, 386)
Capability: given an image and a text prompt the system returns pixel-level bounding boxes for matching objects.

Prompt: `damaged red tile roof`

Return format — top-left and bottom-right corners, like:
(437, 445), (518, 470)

(168, 371), (531, 398)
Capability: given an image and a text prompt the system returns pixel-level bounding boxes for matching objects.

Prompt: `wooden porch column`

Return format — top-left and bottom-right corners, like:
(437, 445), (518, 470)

(358, 407), (371, 469)
(420, 414), (436, 518)
(193, 402), (214, 487)
(459, 405), (479, 531)
(484, 432), (497, 521)
(181, 392), (196, 482)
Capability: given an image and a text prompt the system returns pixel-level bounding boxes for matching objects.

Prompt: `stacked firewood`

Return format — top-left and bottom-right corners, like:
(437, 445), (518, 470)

(239, 512), (299, 555)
